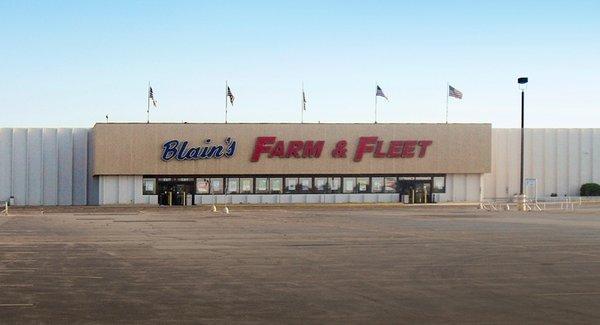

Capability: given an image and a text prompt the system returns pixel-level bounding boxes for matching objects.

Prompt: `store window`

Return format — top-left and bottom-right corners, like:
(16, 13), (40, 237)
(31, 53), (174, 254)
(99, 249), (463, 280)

(270, 178), (283, 194)
(285, 178), (299, 193)
(196, 178), (210, 194)
(343, 177), (356, 193)
(357, 177), (370, 193)
(433, 176), (446, 193)
(329, 177), (341, 193)
(142, 178), (156, 195)
(255, 178), (269, 194)
(371, 177), (384, 193)
(384, 177), (397, 193)
(314, 177), (328, 193)
(299, 177), (312, 193)
(240, 178), (254, 194)
(227, 178), (239, 194)
(211, 178), (224, 194)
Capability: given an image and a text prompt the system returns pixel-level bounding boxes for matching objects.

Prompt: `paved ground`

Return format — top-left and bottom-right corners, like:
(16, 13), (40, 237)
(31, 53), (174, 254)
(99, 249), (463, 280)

(2, 206), (600, 324)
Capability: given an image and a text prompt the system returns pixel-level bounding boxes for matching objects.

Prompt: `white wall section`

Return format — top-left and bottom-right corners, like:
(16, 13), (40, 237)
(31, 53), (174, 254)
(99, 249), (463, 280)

(0, 128), (89, 205)
(484, 129), (600, 199)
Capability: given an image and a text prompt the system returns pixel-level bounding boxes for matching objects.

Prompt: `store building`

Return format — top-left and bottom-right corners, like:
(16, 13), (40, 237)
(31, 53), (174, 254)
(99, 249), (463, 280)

(0, 123), (598, 206)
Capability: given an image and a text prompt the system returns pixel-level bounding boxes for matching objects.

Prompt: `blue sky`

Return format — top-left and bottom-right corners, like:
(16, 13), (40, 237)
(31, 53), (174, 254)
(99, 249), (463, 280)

(1, 0), (598, 127)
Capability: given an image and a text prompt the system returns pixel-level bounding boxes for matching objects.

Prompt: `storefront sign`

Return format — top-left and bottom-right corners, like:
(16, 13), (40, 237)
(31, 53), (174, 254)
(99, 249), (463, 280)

(250, 137), (324, 162)
(162, 138), (237, 161)
(250, 136), (432, 162)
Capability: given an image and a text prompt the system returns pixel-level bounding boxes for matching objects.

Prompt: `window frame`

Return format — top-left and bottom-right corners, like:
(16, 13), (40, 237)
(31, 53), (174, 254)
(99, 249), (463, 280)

(255, 178), (269, 194)
(195, 178), (210, 195)
(371, 177), (384, 193)
(142, 178), (157, 195)
(226, 177), (240, 194)
(343, 177), (357, 194)
(270, 177), (283, 194)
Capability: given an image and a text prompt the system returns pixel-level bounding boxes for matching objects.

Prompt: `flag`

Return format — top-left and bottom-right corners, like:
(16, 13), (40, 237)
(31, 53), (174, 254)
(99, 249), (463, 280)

(376, 85), (388, 100)
(148, 86), (158, 107)
(449, 85), (463, 99)
(227, 86), (235, 105)
(302, 90), (307, 111)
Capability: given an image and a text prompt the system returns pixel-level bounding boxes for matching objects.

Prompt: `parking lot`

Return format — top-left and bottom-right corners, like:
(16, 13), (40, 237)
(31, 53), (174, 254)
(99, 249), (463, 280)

(2, 206), (600, 324)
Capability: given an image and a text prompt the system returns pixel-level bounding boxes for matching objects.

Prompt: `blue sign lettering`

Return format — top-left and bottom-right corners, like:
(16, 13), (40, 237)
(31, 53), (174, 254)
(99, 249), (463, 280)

(161, 138), (236, 161)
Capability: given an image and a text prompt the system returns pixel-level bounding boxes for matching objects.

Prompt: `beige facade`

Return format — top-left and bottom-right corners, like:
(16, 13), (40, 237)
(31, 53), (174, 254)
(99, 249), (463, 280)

(91, 123), (492, 176)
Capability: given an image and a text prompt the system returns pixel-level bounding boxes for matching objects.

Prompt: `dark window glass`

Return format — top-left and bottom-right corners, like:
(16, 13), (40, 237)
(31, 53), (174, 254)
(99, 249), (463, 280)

(371, 177), (384, 193)
(357, 177), (370, 193)
(343, 177), (356, 194)
(329, 177), (341, 193)
(240, 178), (253, 194)
(226, 178), (239, 194)
(196, 178), (210, 194)
(211, 178), (224, 194)
(433, 176), (446, 193)
(142, 178), (156, 195)
(384, 177), (397, 193)
(256, 178), (269, 194)
(299, 178), (312, 193)
(285, 178), (299, 193)
(314, 177), (328, 193)
(270, 178), (283, 194)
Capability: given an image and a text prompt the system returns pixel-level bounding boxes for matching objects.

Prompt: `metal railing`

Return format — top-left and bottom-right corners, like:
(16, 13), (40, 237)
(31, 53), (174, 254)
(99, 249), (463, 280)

(479, 196), (580, 212)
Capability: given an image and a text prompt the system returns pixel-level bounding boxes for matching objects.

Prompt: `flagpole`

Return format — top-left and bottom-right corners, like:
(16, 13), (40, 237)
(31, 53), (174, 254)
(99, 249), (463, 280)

(147, 81), (150, 124)
(225, 80), (228, 124)
(374, 83), (378, 124)
(301, 82), (304, 124)
(445, 82), (449, 124)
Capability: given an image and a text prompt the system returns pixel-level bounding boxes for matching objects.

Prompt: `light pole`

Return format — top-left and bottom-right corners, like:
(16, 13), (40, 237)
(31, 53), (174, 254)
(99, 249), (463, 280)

(517, 77), (528, 208)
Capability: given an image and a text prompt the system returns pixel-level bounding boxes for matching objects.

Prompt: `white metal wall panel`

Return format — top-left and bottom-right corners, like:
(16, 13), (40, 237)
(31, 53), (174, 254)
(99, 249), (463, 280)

(531, 130), (545, 195)
(101, 176), (119, 204)
(580, 131), (593, 187)
(543, 129), (557, 196)
(27, 129), (43, 205)
(567, 130), (581, 196)
(11, 129), (27, 205)
(594, 129), (600, 184)
(556, 130), (569, 196)
(0, 128), (91, 205)
(0, 129), (12, 202)
(485, 129), (600, 199)
(118, 175), (134, 204)
(42, 129), (58, 205)
(57, 129), (73, 205)
(72, 129), (88, 205)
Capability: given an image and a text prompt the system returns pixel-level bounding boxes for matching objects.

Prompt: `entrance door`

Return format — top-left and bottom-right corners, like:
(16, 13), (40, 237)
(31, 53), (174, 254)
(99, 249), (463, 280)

(398, 179), (433, 204)
(157, 180), (195, 206)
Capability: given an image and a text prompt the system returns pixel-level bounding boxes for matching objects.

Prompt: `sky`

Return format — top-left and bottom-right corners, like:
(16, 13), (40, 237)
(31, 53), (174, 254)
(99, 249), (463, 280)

(0, 0), (599, 128)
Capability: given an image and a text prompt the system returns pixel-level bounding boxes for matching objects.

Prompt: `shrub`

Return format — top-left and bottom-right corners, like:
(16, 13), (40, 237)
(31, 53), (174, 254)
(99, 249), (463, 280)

(580, 183), (600, 196)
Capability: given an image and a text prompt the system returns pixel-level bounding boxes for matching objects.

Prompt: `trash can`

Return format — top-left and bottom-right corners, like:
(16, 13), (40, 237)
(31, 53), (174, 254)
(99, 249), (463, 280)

(9, 196), (15, 206)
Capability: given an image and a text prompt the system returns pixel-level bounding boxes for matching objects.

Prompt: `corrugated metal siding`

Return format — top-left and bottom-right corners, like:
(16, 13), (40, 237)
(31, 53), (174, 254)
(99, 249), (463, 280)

(0, 128), (89, 205)
(484, 129), (600, 199)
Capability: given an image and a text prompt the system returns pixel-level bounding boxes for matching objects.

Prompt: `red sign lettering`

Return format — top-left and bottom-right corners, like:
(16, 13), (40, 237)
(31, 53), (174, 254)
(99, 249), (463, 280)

(251, 136), (432, 162)
(251, 137), (324, 162)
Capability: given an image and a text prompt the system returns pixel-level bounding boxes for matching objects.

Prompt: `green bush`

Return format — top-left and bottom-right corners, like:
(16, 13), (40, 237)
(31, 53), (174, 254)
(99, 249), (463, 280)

(580, 183), (600, 196)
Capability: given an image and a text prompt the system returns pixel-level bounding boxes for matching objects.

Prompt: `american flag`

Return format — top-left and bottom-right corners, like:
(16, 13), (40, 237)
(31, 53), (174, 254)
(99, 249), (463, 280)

(302, 90), (307, 111)
(449, 85), (463, 99)
(376, 85), (388, 100)
(148, 86), (158, 107)
(227, 86), (235, 105)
